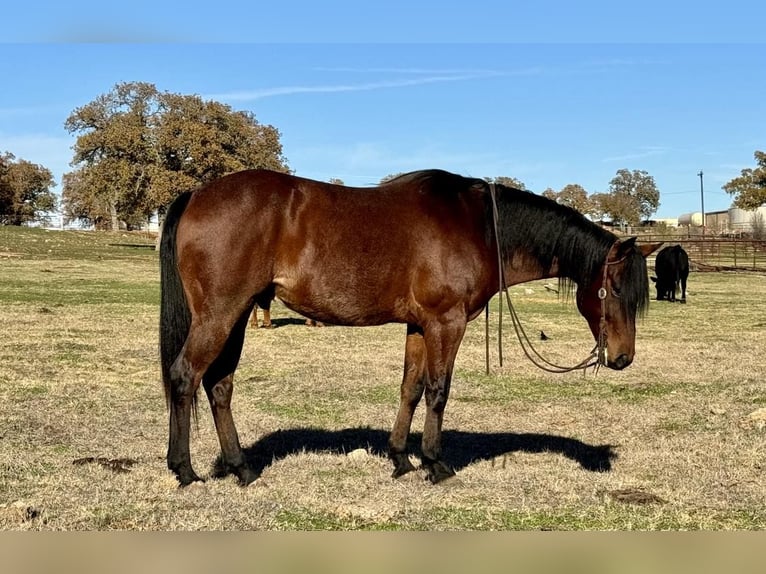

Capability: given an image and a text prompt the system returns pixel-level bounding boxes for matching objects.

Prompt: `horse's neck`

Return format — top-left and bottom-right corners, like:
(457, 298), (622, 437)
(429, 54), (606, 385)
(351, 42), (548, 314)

(501, 250), (560, 287)
(500, 219), (610, 288)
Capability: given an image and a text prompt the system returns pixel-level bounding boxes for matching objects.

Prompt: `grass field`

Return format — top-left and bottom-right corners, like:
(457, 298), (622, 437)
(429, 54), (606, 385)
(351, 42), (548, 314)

(1, 226), (764, 530)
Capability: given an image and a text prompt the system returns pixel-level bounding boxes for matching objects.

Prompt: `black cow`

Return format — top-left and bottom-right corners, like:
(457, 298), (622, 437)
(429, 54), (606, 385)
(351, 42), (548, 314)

(651, 245), (689, 303)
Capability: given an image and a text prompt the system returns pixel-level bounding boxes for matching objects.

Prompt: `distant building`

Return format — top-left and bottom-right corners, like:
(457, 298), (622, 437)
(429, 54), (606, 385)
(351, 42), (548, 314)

(678, 206), (766, 235)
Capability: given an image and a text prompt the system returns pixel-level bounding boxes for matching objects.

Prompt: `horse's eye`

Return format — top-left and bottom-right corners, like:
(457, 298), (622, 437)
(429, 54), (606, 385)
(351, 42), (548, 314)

(612, 286), (622, 298)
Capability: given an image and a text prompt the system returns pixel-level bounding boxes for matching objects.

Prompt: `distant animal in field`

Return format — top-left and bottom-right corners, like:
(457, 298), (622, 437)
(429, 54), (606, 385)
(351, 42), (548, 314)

(249, 300), (324, 328)
(250, 303), (273, 328)
(651, 245), (689, 303)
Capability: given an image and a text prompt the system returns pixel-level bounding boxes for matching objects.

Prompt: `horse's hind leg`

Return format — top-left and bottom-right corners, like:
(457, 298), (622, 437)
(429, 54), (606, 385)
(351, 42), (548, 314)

(167, 309), (249, 486)
(202, 310), (257, 485)
(388, 324), (427, 478)
(167, 349), (203, 486)
(168, 321), (232, 486)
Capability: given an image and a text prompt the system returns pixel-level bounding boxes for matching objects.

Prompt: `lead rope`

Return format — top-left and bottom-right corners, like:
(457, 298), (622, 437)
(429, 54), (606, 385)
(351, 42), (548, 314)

(486, 184), (610, 375)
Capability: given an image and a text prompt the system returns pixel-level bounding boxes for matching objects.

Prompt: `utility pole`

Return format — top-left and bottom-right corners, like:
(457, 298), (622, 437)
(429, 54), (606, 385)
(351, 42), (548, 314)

(697, 170), (705, 239)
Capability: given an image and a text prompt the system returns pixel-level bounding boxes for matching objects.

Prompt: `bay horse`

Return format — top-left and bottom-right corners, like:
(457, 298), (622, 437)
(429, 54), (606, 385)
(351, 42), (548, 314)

(160, 169), (661, 486)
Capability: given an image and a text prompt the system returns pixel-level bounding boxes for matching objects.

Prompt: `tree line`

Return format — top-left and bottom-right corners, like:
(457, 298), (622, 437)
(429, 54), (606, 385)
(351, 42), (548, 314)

(1, 81), (764, 228)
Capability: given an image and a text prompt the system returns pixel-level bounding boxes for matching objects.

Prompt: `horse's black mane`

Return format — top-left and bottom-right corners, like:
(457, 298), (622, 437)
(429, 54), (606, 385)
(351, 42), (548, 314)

(492, 181), (650, 317)
(390, 169), (650, 317)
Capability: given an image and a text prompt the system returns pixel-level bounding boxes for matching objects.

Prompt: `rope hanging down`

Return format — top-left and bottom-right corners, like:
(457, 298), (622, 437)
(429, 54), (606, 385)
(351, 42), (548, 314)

(485, 183), (608, 375)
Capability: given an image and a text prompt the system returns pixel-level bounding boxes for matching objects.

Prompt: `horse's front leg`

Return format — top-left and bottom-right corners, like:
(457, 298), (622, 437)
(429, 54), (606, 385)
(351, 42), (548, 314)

(388, 325), (427, 478)
(420, 314), (466, 484)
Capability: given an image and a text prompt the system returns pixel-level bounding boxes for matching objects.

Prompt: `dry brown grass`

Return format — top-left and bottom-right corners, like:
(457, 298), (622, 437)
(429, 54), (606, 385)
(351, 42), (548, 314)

(1, 227), (764, 530)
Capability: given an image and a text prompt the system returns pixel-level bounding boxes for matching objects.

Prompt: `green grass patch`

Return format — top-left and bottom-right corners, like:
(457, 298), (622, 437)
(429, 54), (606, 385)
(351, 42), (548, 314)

(0, 277), (159, 306)
(0, 225), (156, 261)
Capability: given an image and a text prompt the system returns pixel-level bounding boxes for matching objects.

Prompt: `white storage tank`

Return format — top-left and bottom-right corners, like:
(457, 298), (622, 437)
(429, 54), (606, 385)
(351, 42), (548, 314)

(678, 212), (703, 227)
(729, 206), (766, 232)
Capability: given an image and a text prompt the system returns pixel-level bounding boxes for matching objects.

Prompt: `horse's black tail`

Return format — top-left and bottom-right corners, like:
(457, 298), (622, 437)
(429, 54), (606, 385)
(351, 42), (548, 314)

(159, 191), (194, 410)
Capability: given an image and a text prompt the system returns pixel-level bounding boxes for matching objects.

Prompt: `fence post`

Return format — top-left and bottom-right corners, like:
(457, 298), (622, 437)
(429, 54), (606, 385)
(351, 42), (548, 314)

(754, 242), (757, 270)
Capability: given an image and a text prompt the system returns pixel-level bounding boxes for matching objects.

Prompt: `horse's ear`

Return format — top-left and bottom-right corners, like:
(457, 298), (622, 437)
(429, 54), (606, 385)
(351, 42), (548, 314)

(617, 237), (662, 258)
(615, 236), (637, 258)
(638, 242), (663, 257)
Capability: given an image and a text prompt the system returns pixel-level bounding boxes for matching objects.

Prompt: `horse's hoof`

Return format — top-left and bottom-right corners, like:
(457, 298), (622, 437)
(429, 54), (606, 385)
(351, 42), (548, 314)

(423, 461), (456, 484)
(176, 473), (204, 487)
(236, 466), (259, 486)
(391, 460), (417, 479)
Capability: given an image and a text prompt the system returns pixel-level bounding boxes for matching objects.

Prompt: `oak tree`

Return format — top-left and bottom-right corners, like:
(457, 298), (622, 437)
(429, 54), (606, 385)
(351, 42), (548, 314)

(485, 176), (526, 190)
(606, 168), (660, 225)
(0, 152), (57, 226)
(63, 82), (288, 230)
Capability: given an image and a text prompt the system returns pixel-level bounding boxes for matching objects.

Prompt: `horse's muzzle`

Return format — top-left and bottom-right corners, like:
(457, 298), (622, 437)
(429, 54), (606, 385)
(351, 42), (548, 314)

(608, 354), (632, 370)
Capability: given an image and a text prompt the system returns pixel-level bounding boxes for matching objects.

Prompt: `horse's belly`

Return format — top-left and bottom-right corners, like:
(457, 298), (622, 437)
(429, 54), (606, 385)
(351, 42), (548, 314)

(273, 277), (406, 327)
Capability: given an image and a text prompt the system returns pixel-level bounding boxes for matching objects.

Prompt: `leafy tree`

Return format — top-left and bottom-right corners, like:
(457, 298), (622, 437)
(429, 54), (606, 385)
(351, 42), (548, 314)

(606, 168), (660, 225)
(539, 184), (590, 215)
(149, 92), (287, 212)
(0, 154), (12, 219)
(723, 150), (766, 210)
(64, 82), (167, 229)
(485, 176), (526, 190)
(587, 192), (609, 223)
(599, 191), (638, 227)
(63, 81), (289, 230)
(0, 152), (57, 225)
(556, 183), (591, 214)
(541, 187), (557, 201)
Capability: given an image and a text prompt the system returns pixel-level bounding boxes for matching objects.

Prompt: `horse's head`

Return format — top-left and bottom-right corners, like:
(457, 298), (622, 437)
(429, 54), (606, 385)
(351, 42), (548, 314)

(576, 238), (662, 370)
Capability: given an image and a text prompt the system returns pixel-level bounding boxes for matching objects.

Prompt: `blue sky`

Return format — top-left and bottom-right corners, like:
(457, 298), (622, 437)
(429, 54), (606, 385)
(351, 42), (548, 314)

(2, 5), (765, 219)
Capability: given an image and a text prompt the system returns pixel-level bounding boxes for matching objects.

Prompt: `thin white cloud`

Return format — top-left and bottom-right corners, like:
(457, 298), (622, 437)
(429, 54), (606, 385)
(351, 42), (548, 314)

(602, 146), (670, 163)
(313, 66), (507, 75)
(205, 70), (509, 102)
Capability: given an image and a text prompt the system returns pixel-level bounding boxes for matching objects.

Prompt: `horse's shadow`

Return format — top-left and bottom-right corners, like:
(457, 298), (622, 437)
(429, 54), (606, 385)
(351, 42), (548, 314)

(214, 427), (617, 480)
(261, 318), (308, 328)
